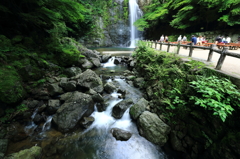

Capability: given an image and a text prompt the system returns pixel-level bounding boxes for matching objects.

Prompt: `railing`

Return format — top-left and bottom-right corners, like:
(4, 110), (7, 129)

(145, 40), (240, 70)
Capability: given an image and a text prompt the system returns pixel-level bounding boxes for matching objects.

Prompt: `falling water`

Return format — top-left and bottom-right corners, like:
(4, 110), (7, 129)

(24, 108), (38, 135)
(42, 116), (53, 132)
(129, 0), (143, 48)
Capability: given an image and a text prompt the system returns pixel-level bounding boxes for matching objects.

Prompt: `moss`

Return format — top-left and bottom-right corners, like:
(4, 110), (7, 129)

(0, 66), (26, 104)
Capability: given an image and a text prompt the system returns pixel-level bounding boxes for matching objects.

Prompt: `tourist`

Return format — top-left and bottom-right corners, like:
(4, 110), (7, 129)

(215, 35), (222, 44)
(165, 36), (168, 42)
(238, 36), (240, 43)
(202, 36), (208, 44)
(226, 36), (231, 44)
(196, 36), (203, 46)
(182, 36), (187, 42)
(222, 36), (227, 43)
(159, 35), (164, 42)
(191, 35), (197, 45)
(177, 35), (182, 42)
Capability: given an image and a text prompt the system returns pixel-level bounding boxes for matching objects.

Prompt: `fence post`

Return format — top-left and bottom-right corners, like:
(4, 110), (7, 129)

(177, 41), (180, 54)
(160, 42), (162, 50)
(189, 43), (193, 57)
(207, 44), (215, 61)
(215, 47), (228, 70)
(167, 42), (170, 52)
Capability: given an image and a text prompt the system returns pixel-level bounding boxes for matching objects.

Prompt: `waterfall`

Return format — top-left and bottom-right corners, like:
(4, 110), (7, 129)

(42, 116), (53, 132)
(24, 108), (38, 135)
(129, 0), (143, 48)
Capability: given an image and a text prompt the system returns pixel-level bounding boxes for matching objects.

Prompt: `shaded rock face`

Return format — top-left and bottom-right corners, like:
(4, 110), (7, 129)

(137, 111), (171, 146)
(130, 98), (148, 120)
(111, 128), (132, 141)
(5, 146), (42, 159)
(53, 91), (94, 133)
(112, 98), (134, 119)
(64, 67), (82, 78)
(77, 69), (103, 93)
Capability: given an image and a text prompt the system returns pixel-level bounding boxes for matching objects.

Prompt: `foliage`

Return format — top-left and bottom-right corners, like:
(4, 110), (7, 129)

(134, 0), (240, 32)
(189, 76), (240, 122)
(0, 104), (28, 124)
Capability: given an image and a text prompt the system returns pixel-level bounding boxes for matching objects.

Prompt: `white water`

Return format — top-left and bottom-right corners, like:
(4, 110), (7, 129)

(129, 0), (143, 48)
(24, 108), (38, 135)
(102, 57), (116, 67)
(42, 116), (53, 132)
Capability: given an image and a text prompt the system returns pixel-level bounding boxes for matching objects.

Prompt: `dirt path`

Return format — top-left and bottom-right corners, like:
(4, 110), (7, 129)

(154, 44), (240, 78)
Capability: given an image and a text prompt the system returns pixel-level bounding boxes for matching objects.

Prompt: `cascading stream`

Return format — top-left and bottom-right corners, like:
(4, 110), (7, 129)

(129, 0), (143, 48)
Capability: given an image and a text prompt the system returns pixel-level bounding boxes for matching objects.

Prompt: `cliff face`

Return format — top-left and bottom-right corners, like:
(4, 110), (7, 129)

(138, 0), (152, 11)
(79, 0), (130, 47)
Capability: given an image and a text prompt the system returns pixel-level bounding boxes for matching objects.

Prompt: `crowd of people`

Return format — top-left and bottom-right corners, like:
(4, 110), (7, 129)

(159, 35), (168, 42)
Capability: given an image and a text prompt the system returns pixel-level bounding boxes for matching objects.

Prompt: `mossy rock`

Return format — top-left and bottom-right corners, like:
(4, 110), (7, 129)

(0, 66), (26, 104)
(5, 146), (42, 159)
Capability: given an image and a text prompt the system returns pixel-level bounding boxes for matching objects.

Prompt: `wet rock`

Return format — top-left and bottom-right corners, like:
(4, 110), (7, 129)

(33, 114), (44, 124)
(87, 89), (104, 103)
(81, 116), (95, 128)
(112, 98), (134, 119)
(64, 67), (82, 78)
(130, 98), (148, 120)
(77, 69), (103, 93)
(138, 111), (171, 146)
(53, 91), (94, 133)
(0, 139), (8, 155)
(104, 82), (117, 94)
(102, 54), (111, 63)
(96, 103), (108, 112)
(111, 128), (132, 141)
(47, 83), (64, 96)
(5, 146), (42, 159)
(46, 99), (60, 115)
(114, 57), (121, 64)
(22, 100), (39, 109)
(117, 88), (126, 99)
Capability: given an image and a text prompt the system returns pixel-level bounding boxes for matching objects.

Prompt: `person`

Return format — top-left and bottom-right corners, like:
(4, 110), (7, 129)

(238, 36), (240, 43)
(191, 35), (197, 45)
(182, 36), (187, 42)
(202, 36), (207, 43)
(177, 35), (182, 42)
(196, 36), (203, 46)
(215, 35), (222, 44)
(159, 35), (164, 42)
(165, 36), (168, 42)
(222, 36), (227, 43)
(226, 36), (231, 44)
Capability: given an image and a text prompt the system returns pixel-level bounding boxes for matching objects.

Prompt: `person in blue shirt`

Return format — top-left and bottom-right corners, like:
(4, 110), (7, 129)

(191, 35), (197, 45)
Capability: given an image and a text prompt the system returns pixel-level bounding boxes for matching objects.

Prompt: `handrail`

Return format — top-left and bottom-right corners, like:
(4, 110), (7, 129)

(144, 40), (240, 70)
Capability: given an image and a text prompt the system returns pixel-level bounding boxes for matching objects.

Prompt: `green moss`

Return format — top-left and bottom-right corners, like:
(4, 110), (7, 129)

(0, 66), (26, 104)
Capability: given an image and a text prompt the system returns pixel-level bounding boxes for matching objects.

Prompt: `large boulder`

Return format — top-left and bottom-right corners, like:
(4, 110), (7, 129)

(90, 57), (101, 67)
(77, 69), (103, 93)
(5, 146), (42, 159)
(64, 67), (82, 78)
(112, 98), (134, 119)
(46, 99), (60, 115)
(47, 83), (64, 96)
(137, 111), (171, 146)
(102, 54), (111, 63)
(104, 82), (117, 94)
(79, 58), (94, 69)
(111, 128), (132, 141)
(53, 91), (94, 132)
(129, 98), (148, 120)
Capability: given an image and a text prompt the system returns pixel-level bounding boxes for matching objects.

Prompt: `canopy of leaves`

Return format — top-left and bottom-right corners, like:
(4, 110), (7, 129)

(135, 0), (240, 32)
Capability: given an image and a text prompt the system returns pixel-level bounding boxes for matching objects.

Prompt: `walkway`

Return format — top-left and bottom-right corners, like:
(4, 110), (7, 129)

(153, 44), (240, 79)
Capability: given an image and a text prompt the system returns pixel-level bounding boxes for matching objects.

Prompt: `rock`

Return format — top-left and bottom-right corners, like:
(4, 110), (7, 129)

(96, 103), (108, 112)
(114, 57), (121, 64)
(5, 146), (42, 159)
(60, 81), (76, 92)
(130, 98), (148, 120)
(81, 49), (100, 59)
(170, 131), (186, 152)
(46, 99), (60, 115)
(64, 67), (82, 78)
(47, 83), (64, 96)
(52, 91), (94, 132)
(112, 98), (134, 119)
(0, 139), (8, 155)
(81, 116), (95, 128)
(87, 89), (104, 103)
(33, 114), (44, 124)
(104, 82), (117, 94)
(133, 77), (145, 88)
(77, 69), (103, 93)
(80, 58), (94, 69)
(111, 128), (132, 141)
(90, 57), (101, 67)
(21, 100), (39, 109)
(102, 54), (111, 63)
(137, 111), (171, 146)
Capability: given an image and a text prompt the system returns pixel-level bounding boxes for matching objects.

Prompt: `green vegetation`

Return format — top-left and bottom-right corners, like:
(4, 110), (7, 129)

(134, 0), (240, 32)
(133, 41), (240, 122)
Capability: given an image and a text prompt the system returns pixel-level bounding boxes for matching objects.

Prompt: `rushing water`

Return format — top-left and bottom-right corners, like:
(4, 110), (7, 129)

(129, 0), (143, 48)
(60, 58), (168, 159)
